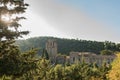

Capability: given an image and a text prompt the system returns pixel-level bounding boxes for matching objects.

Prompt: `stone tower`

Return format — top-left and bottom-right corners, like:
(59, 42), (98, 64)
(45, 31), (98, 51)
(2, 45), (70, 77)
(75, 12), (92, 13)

(46, 39), (57, 63)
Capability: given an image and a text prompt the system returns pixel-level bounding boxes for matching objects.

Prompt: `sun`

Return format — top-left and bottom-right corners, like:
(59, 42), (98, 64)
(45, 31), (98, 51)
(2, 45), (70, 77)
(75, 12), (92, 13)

(1, 14), (11, 22)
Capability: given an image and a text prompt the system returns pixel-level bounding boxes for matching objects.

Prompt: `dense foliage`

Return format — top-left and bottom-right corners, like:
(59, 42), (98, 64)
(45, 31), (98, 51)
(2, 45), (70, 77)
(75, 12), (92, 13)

(16, 37), (120, 55)
(100, 50), (113, 55)
(0, 57), (112, 80)
(107, 52), (120, 80)
(0, 0), (38, 79)
(0, 0), (29, 40)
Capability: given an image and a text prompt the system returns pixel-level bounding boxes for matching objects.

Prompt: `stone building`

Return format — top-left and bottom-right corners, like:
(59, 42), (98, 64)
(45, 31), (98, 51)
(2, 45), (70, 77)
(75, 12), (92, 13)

(56, 55), (66, 64)
(45, 39), (116, 65)
(69, 51), (116, 65)
(46, 39), (57, 63)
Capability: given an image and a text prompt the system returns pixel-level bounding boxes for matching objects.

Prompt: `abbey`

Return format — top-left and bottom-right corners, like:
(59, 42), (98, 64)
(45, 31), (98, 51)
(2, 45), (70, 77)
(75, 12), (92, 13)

(45, 39), (116, 65)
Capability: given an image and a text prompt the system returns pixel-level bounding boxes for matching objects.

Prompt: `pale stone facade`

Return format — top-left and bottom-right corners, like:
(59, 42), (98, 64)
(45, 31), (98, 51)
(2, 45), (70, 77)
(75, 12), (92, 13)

(46, 39), (57, 63)
(56, 55), (66, 64)
(45, 39), (116, 65)
(69, 51), (116, 65)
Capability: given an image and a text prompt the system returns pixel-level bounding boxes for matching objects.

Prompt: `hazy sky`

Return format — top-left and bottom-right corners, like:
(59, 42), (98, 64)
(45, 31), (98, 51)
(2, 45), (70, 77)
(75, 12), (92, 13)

(22, 0), (120, 43)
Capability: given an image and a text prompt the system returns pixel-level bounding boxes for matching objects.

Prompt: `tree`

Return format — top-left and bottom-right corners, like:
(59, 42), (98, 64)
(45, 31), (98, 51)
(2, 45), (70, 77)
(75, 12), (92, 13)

(116, 44), (120, 51)
(100, 50), (113, 55)
(99, 62), (111, 80)
(0, 0), (35, 79)
(53, 64), (64, 80)
(0, 0), (29, 58)
(107, 53), (120, 80)
(36, 58), (51, 80)
(41, 48), (49, 60)
(0, 0), (29, 40)
(104, 41), (116, 51)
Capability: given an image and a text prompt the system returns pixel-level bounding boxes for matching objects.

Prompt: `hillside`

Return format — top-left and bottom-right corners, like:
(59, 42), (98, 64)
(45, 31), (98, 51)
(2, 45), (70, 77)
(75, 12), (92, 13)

(16, 36), (120, 55)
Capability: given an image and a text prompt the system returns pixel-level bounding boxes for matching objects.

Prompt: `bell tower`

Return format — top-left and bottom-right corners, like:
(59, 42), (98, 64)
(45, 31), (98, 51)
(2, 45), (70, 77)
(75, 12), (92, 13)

(46, 39), (57, 63)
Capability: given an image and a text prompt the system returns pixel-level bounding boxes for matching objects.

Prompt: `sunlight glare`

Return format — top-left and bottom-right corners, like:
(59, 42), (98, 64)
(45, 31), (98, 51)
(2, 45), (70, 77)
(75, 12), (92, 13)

(1, 14), (11, 22)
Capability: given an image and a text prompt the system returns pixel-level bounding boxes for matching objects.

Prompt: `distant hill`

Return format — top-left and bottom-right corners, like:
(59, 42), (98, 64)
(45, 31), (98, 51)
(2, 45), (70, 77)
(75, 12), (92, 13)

(15, 36), (120, 55)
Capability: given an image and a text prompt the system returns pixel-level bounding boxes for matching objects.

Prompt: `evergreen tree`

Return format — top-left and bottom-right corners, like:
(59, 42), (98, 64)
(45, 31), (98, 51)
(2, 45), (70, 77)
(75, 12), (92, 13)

(0, 0), (29, 40)
(0, 0), (38, 79)
(100, 49), (113, 55)
(107, 53), (120, 80)
(42, 48), (49, 60)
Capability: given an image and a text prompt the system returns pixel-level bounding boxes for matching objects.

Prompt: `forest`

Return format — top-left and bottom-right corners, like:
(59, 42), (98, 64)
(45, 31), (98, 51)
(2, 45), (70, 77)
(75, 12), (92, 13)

(16, 36), (120, 55)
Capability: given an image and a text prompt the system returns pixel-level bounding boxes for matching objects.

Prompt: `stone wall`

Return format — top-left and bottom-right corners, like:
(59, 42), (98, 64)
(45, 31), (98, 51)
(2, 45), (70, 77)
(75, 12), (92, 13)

(69, 52), (116, 65)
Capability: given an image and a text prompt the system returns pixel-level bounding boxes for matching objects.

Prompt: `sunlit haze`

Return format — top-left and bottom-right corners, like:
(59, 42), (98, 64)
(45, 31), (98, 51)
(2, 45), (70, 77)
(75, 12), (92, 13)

(1, 14), (11, 22)
(21, 0), (120, 43)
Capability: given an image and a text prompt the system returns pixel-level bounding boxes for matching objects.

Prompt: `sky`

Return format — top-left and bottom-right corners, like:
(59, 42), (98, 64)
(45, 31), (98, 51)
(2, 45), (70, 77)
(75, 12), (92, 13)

(21, 0), (120, 43)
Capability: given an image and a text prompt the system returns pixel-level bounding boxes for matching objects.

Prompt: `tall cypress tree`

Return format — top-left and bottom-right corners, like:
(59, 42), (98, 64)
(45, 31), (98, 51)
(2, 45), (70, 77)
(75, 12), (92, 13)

(42, 48), (49, 60)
